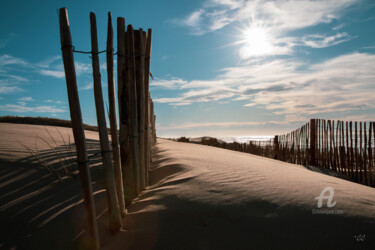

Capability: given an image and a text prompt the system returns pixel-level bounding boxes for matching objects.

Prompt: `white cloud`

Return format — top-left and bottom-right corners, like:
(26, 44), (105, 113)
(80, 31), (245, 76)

(18, 96), (33, 101)
(153, 53), (375, 117)
(333, 23), (345, 30)
(0, 104), (66, 113)
(37, 56), (61, 68)
(301, 32), (354, 48)
(40, 69), (65, 78)
(173, 0), (358, 57)
(44, 99), (64, 104)
(158, 117), (308, 131)
(0, 84), (23, 94)
(175, 0), (357, 35)
(0, 54), (28, 67)
(151, 77), (187, 89)
(361, 45), (375, 50)
(79, 82), (93, 91)
(1, 74), (28, 82)
(75, 62), (91, 75)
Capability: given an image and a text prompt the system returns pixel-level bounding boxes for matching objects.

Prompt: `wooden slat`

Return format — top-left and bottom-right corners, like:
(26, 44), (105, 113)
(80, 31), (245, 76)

(127, 25), (141, 195)
(309, 119), (316, 165)
(364, 122), (368, 185)
(341, 121), (346, 175)
(107, 12), (126, 217)
(143, 29), (152, 187)
(359, 122), (363, 183)
(134, 29), (146, 191)
(370, 122), (374, 186)
(346, 122), (353, 177)
(354, 122), (358, 181)
(350, 122), (354, 179)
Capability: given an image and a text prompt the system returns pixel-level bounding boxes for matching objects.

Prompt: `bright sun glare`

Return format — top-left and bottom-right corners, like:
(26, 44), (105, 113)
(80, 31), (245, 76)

(240, 27), (273, 58)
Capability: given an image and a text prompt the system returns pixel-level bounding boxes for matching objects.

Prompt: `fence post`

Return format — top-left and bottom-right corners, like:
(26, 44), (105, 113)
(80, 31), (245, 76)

(90, 12), (122, 233)
(128, 25), (141, 195)
(309, 119), (316, 166)
(134, 29), (146, 191)
(273, 135), (279, 160)
(59, 8), (100, 249)
(144, 29), (152, 187)
(118, 18), (136, 204)
(107, 12), (126, 217)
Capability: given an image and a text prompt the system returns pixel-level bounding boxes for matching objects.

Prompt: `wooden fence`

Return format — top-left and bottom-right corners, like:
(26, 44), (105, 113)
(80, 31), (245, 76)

(275, 119), (374, 188)
(59, 8), (156, 249)
(195, 119), (375, 188)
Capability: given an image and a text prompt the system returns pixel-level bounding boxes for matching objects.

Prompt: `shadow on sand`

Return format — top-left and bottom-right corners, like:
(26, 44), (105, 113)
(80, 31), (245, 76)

(0, 139), (110, 250)
(1, 141), (374, 250)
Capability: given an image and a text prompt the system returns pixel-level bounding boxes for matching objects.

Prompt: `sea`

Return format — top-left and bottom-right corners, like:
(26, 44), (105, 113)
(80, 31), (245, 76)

(217, 136), (274, 144)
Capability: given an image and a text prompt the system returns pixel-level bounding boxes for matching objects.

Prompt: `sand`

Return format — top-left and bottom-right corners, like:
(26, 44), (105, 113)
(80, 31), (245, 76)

(0, 123), (374, 249)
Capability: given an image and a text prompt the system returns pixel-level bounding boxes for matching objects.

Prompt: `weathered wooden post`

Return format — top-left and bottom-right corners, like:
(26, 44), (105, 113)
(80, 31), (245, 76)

(107, 12), (126, 217)
(90, 12), (122, 233)
(144, 29), (152, 186)
(148, 93), (153, 162)
(273, 135), (279, 160)
(368, 122), (375, 187)
(59, 8), (100, 249)
(309, 119), (316, 166)
(134, 29), (146, 191)
(363, 122), (368, 185)
(128, 25), (141, 195)
(118, 19), (136, 204)
(346, 121), (351, 177)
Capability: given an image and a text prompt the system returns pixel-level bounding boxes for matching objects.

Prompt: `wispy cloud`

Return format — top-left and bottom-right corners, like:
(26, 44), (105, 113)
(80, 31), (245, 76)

(0, 104), (66, 113)
(0, 83), (23, 94)
(173, 0), (358, 57)
(153, 52), (375, 117)
(79, 82), (93, 91)
(18, 96), (33, 101)
(175, 0), (357, 35)
(0, 54), (28, 67)
(44, 99), (64, 104)
(36, 56), (61, 68)
(151, 77), (187, 89)
(333, 23), (345, 30)
(301, 32), (354, 48)
(158, 119), (306, 130)
(40, 69), (65, 78)
(361, 45), (375, 50)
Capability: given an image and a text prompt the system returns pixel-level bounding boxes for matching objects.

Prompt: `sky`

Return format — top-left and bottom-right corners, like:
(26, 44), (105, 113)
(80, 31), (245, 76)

(0, 0), (375, 138)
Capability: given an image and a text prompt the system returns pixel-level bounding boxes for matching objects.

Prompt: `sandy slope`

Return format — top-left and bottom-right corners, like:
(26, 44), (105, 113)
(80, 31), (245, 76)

(0, 124), (374, 250)
(112, 139), (375, 250)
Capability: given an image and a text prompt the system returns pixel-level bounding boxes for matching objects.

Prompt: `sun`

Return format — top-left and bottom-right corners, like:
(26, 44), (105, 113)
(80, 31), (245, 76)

(239, 26), (273, 58)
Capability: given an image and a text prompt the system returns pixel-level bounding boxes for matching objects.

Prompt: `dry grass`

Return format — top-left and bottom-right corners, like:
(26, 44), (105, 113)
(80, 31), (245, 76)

(20, 127), (78, 181)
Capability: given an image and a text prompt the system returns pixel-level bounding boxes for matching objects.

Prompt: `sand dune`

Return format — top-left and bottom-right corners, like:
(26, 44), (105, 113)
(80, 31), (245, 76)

(0, 123), (374, 249)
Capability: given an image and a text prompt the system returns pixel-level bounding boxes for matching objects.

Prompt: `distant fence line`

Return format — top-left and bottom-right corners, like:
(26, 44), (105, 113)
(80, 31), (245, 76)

(186, 119), (374, 188)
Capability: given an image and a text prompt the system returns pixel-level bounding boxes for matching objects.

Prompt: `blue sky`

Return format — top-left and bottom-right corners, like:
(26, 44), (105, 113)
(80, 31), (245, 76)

(1, 0), (375, 137)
